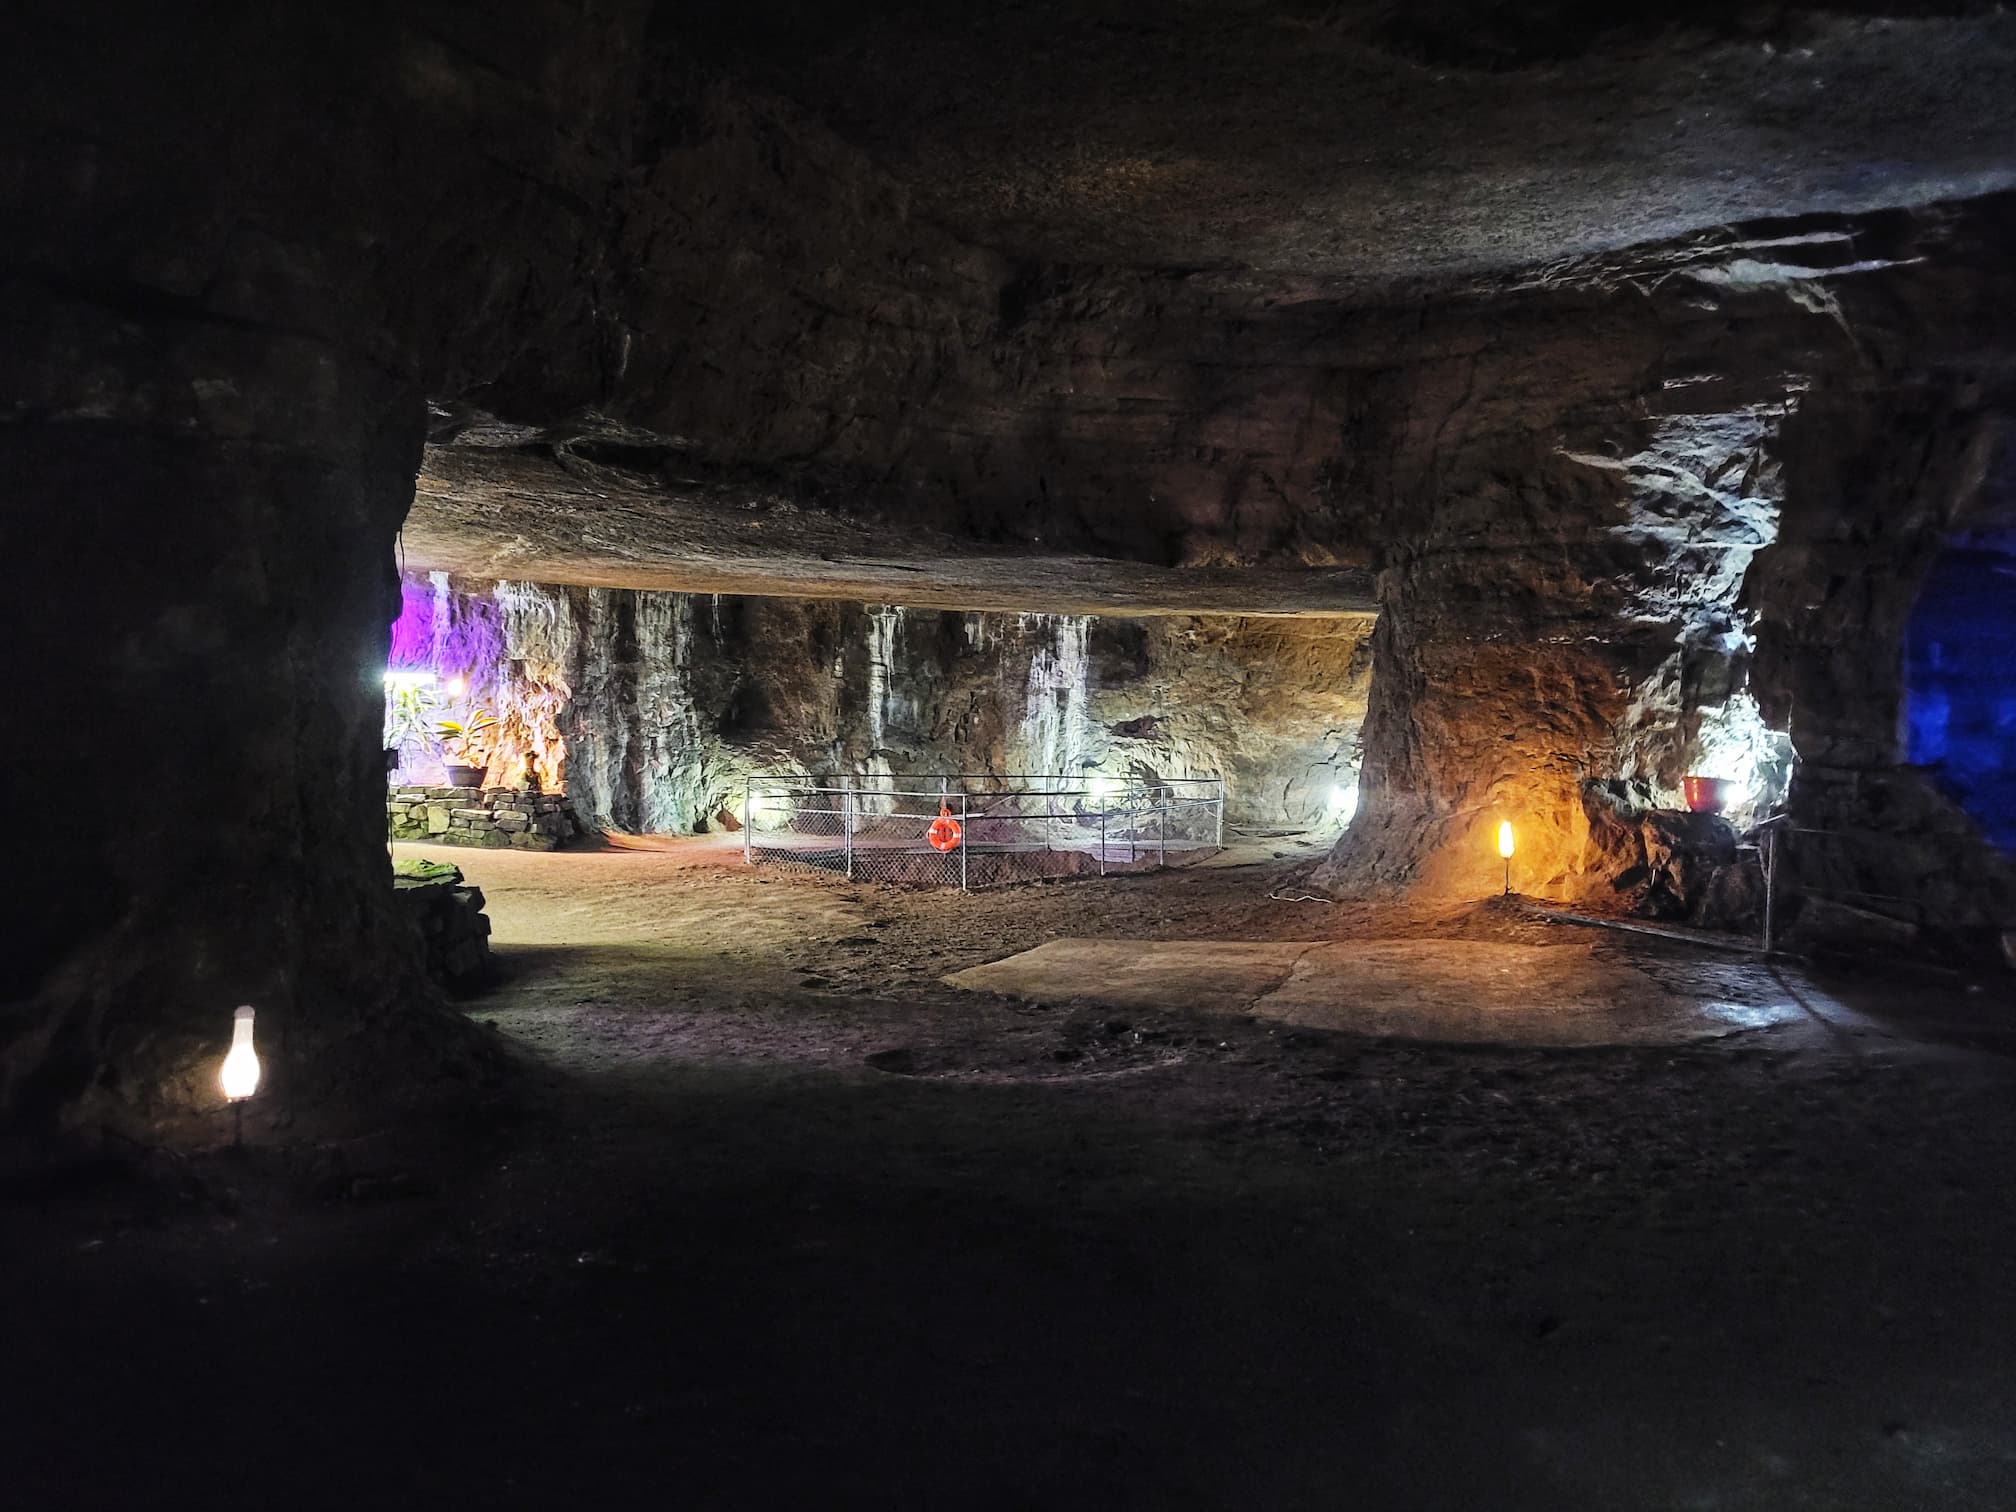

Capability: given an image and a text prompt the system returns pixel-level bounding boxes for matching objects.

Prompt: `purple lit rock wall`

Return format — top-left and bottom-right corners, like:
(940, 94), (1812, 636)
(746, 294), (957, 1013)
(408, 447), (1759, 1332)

(384, 573), (524, 786)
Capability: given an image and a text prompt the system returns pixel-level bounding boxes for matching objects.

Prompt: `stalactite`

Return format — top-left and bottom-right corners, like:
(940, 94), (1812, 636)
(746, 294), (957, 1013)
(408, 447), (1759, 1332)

(860, 604), (904, 805)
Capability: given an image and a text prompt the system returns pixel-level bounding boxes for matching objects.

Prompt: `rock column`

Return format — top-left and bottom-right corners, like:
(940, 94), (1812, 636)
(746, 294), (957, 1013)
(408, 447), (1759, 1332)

(0, 296), (441, 1121)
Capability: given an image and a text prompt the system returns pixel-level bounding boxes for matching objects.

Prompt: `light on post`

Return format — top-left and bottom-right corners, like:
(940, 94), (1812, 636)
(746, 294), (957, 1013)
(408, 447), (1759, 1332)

(221, 1005), (260, 1146)
(1497, 820), (1515, 897)
(221, 1006), (260, 1100)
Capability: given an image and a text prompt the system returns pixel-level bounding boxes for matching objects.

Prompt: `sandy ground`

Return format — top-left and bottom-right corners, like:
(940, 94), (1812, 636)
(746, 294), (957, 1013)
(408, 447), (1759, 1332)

(12, 837), (2016, 1509)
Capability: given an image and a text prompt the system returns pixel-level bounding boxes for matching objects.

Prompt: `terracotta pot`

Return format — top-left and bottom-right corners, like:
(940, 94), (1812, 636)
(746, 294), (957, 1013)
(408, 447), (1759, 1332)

(1681, 775), (1730, 814)
(444, 763), (488, 788)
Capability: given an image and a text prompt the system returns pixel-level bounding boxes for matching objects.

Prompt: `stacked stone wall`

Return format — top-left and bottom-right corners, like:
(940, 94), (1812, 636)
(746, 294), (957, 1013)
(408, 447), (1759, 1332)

(388, 787), (590, 850)
(390, 867), (494, 990)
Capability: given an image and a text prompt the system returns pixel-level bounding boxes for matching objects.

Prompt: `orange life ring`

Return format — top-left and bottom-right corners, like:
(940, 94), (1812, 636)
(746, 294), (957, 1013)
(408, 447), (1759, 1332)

(927, 804), (963, 853)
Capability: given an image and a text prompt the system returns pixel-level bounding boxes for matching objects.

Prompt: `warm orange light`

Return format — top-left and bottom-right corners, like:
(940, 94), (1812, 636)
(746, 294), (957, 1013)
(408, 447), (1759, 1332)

(1497, 820), (1515, 859)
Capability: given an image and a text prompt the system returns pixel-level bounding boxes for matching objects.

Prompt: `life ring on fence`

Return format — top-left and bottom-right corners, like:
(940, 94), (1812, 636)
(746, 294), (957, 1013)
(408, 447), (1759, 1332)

(927, 804), (964, 853)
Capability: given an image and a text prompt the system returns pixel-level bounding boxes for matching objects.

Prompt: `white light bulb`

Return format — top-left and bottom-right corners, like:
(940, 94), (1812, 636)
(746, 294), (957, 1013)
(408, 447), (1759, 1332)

(220, 1005), (261, 1102)
(1088, 777), (1118, 799)
(1497, 821), (1516, 860)
(1328, 784), (1359, 823)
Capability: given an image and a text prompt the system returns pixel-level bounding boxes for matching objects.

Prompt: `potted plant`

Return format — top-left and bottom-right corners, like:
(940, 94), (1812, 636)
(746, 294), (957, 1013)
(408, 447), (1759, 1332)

(436, 709), (498, 788)
(382, 673), (440, 779)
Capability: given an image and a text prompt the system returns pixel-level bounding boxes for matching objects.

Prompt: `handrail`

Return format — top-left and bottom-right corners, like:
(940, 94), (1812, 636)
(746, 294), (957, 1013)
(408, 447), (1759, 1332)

(745, 771), (1227, 889)
(748, 774), (1224, 791)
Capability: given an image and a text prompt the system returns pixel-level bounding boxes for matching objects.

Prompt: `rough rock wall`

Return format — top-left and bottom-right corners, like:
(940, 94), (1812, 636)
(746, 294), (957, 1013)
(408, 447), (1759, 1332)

(1323, 399), (1801, 902)
(1905, 535), (2016, 852)
(1749, 397), (2016, 947)
(2, 1), (654, 1121)
(1315, 213), (2016, 931)
(0, 327), (446, 1122)
(408, 577), (1372, 833)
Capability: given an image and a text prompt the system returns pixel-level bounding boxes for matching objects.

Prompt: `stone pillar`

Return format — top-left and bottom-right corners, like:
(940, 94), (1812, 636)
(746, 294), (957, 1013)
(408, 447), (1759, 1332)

(1319, 406), (1784, 904)
(0, 294), (444, 1123)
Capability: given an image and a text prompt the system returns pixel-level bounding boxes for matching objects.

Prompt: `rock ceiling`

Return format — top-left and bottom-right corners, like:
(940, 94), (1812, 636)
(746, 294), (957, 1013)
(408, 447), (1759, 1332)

(683, 0), (2016, 281)
(410, 445), (1381, 615)
(393, 0), (2016, 609)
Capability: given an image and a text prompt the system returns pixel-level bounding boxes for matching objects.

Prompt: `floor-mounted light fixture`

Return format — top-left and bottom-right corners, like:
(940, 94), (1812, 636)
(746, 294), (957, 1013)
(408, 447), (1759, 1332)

(220, 1005), (261, 1147)
(1498, 820), (1516, 897)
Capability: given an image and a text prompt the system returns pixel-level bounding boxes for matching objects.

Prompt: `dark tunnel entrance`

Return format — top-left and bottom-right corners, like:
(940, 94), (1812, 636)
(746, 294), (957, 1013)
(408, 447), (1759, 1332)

(1904, 533), (2016, 852)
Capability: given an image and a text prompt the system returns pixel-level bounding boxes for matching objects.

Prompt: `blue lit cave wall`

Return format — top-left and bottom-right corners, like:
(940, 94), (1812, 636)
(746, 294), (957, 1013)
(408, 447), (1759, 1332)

(387, 574), (1374, 834)
(1904, 536), (2016, 852)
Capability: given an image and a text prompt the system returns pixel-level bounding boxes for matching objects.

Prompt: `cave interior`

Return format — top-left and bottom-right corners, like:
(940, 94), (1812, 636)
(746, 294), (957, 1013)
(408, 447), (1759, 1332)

(9, 2), (2016, 1507)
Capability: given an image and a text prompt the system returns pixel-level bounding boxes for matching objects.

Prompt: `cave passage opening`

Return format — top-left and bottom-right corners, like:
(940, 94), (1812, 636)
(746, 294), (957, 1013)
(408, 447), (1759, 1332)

(1903, 533), (2016, 852)
(378, 569), (1380, 852)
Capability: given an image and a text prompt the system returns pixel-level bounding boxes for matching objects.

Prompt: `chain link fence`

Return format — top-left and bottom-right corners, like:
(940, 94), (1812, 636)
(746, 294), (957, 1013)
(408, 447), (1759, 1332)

(742, 775), (1225, 889)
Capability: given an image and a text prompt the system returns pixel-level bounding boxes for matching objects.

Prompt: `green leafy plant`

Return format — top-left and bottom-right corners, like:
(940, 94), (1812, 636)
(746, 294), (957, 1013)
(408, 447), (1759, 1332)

(383, 680), (439, 749)
(435, 708), (499, 768)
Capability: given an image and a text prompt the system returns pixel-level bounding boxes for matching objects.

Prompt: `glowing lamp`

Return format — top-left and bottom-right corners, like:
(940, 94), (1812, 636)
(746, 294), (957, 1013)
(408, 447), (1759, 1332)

(444, 675), (468, 698)
(1496, 820), (1515, 898)
(1329, 784), (1359, 823)
(383, 670), (436, 690)
(221, 1006), (261, 1101)
(1088, 776), (1119, 801)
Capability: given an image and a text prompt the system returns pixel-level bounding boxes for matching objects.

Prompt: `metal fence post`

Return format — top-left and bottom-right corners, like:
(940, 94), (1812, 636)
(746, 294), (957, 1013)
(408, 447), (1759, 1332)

(743, 788), (752, 864)
(1158, 803), (1166, 867)
(1214, 781), (1224, 850)
(845, 788), (855, 881)
(959, 792), (969, 892)
(1099, 809), (1107, 877)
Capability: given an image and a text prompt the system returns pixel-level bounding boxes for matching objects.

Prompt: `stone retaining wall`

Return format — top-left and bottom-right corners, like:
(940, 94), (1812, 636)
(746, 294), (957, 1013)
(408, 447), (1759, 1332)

(391, 863), (493, 989)
(388, 786), (591, 850)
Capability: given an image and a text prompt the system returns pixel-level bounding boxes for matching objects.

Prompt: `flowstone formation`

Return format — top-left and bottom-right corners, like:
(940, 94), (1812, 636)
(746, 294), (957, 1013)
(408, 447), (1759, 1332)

(389, 574), (1373, 834)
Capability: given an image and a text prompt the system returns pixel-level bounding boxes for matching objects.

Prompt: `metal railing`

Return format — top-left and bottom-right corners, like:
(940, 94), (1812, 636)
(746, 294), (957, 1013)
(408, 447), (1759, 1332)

(742, 774), (1226, 890)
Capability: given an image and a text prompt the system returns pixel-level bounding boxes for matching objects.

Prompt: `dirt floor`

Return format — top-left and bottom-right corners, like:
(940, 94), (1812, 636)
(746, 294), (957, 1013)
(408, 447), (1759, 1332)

(12, 837), (2016, 1509)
